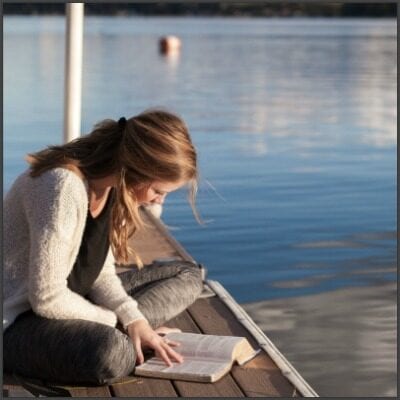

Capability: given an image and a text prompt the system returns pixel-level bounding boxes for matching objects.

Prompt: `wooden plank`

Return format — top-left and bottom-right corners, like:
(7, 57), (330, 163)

(111, 377), (177, 397)
(68, 385), (111, 397)
(187, 297), (260, 342)
(231, 367), (295, 397)
(187, 297), (298, 397)
(5, 375), (71, 397)
(174, 377), (245, 398)
(126, 209), (184, 266)
(141, 208), (195, 262)
(164, 309), (201, 333)
(69, 385), (111, 397)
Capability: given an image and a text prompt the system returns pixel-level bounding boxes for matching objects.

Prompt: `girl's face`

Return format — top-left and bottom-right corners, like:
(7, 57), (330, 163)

(135, 180), (185, 206)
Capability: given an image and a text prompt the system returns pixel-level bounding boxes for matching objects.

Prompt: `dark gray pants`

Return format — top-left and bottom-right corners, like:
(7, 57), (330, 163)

(4, 260), (203, 385)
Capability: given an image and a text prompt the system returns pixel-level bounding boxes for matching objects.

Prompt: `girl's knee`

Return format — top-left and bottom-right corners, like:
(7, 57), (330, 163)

(164, 262), (203, 311)
(180, 262), (204, 295)
(87, 327), (136, 384)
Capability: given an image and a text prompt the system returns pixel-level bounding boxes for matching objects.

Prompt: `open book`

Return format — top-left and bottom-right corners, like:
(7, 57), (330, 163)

(134, 332), (260, 383)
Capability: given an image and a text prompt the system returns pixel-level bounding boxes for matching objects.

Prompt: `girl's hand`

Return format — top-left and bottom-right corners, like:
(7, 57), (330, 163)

(127, 319), (183, 366)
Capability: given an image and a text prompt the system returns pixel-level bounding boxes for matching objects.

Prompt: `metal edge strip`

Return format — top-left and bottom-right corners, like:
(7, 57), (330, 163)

(206, 279), (319, 398)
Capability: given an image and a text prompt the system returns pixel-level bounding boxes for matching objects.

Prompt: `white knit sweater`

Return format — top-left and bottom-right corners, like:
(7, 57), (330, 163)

(3, 168), (146, 331)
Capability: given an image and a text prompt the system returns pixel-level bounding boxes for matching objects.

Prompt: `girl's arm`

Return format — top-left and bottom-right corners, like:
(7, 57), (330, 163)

(87, 249), (147, 329)
(89, 253), (185, 367)
(26, 170), (117, 327)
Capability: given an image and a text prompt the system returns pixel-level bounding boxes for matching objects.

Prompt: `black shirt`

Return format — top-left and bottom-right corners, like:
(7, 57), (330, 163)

(67, 189), (115, 296)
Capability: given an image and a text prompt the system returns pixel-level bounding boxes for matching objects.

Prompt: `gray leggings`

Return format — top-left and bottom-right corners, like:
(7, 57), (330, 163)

(4, 260), (203, 385)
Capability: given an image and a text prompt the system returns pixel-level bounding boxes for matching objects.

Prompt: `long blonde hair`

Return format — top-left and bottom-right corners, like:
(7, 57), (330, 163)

(27, 108), (199, 267)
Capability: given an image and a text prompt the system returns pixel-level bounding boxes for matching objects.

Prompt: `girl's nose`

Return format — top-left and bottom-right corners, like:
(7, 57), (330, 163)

(153, 194), (166, 205)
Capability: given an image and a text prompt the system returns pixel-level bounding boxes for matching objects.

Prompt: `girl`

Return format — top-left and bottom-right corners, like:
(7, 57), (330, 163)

(4, 109), (204, 384)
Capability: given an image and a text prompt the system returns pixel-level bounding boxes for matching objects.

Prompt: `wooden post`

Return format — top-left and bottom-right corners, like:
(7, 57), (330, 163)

(64, 3), (84, 143)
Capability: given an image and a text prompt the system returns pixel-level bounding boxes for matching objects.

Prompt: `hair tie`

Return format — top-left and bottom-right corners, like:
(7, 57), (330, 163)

(118, 117), (127, 129)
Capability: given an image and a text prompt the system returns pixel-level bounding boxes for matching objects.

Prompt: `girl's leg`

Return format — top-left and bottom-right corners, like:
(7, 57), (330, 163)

(118, 260), (203, 328)
(3, 311), (135, 385)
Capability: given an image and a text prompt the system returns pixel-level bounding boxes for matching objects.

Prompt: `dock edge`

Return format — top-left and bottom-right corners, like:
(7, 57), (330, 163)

(206, 279), (319, 397)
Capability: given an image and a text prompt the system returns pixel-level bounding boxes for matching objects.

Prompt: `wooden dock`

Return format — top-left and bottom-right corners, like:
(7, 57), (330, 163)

(3, 207), (318, 397)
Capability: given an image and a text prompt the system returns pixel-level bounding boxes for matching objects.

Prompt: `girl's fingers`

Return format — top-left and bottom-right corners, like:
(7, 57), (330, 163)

(155, 341), (183, 366)
(156, 346), (173, 367)
(164, 339), (181, 347)
(134, 338), (144, 365)
(164, 343), (184, 363)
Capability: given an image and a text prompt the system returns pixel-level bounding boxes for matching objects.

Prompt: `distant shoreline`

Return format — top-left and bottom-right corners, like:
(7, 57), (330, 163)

(3, 3), (397, 18)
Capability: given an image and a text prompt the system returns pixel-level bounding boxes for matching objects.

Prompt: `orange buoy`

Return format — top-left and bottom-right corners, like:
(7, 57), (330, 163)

(159, 36), (182, 54)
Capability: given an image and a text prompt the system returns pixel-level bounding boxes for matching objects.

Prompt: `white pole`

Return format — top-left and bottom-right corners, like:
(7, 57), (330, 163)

(64, 3), (84, 143)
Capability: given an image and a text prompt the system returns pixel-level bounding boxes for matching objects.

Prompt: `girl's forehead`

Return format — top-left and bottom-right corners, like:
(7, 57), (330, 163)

(151, 180), (185, 192)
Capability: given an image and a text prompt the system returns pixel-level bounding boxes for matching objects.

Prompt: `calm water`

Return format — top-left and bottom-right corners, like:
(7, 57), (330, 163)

(4, 17), (397, 396)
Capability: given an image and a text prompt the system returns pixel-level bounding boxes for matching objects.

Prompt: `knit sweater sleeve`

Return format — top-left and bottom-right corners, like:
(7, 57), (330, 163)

(88, 249), (147, 329)
(26, 169), (117, 327)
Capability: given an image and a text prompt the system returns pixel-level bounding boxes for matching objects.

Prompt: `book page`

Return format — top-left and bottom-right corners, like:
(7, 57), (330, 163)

(135, 356), (225, 377)
(165, 332), (244, 361)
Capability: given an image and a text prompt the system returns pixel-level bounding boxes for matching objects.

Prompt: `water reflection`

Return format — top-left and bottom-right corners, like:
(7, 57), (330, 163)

(243, 282), (397, 397)
(160, 48), (181, 68)
(229, 34), (396, 156)
(295, 230), (397, 249)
